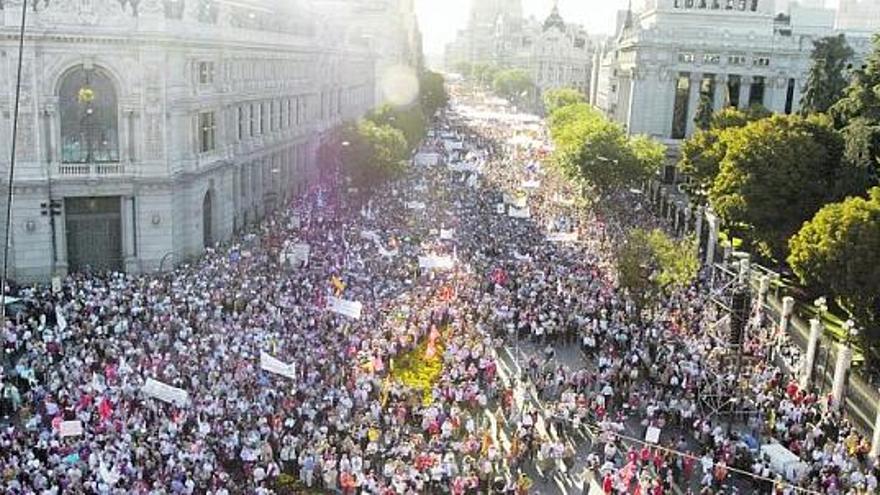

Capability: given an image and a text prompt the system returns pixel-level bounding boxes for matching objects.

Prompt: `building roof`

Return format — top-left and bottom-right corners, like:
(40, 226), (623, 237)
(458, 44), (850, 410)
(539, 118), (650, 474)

(543, 1), (566, 32)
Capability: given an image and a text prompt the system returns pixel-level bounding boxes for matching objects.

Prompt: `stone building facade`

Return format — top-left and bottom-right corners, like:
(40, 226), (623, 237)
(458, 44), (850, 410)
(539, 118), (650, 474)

(444, 1), (593, 100)
(0, 0), (387, 281)
(591, 0), (874, 140)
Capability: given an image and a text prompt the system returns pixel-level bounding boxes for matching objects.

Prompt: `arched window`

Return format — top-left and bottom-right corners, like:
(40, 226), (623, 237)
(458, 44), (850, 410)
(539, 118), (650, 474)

(59, 66), (119, 163)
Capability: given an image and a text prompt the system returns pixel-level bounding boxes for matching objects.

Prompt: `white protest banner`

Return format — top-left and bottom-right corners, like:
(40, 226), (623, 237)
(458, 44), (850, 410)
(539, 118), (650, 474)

(377, 245), (399, 258)
(443, 140), (464, 152)
(418, 255), (455, 270)
(59, 420), (84, 438)
(414, 152), (441, 167)
(327, 296), (363, 320)
(142, 378), (190, 407)
(503, 193), (528, 209)
(360, 230), (380, 243)
(547, 233), (579, 243)
(496, 203), (506, 214)
(405, 201), (426, 210)
(282, 243), (310, 268)
(440, 229), (454, 240)
(51, 276), (62, 293)
(260, 352), (296, 380)
(513, 252), (532, 262)
(466, 174), (478, 189)
(508, 206), (531, 219)
(645, 427), (662, 444)
(56, 307), (68, 332)
(522, 179), (541, 190)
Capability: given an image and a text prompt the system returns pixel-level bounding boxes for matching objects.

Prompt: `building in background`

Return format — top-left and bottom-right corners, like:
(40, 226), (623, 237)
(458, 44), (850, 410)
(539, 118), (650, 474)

(591, 0), (875, 141)
(444, 1), (594, 100)
(311, 0), (423, 106)
(836, 0), (880, 32)
(0, 0), (385, 281)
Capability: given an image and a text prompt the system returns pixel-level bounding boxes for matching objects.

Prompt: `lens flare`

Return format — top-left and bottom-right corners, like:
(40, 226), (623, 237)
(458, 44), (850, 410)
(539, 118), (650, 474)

(380, 64), (419, 106)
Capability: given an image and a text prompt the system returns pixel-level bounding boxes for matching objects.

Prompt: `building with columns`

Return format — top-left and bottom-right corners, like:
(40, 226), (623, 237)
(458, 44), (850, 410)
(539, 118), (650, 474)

(591, 0), (875, 140)
(0, 0), (385, 281)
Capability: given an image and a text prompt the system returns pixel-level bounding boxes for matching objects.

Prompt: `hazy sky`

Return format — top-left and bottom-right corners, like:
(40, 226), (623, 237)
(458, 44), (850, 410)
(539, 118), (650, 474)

(414, 0), (843, 56)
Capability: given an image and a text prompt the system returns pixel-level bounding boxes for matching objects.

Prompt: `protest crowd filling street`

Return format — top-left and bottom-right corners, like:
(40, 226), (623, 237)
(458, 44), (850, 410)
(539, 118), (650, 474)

(1, 87), (879, 495)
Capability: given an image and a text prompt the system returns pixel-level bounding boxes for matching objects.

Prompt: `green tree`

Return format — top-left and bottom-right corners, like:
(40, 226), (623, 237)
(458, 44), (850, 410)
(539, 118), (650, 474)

(419, 71), (449, 117)
(492, 68), (534, 105)
(800, 34), (855, 115)
(708, 114), (853, 260)
(542, 87), (586, 114)
(367, 104), (426, 152)
(341, 120), (409, 189)
(693, 94), (714, 131)
(679, 106), (773, 198)
(629, 134), (667, 178)
(617, 228), (699, 314)
(472, 63), (500, 87)
(547, 103), (601, 139)
(788, 187), (880, 350)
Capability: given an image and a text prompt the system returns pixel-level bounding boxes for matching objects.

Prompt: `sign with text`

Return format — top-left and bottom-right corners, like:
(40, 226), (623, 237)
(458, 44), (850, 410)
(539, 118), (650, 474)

(508, 206), (531, 219)
(142, 378), (190, 407)
(547, 233), (579, 243)
(418, 255), (455, 270)
(260, 352), (296, 380)
(59, 420), (84, 438)
(327, 296), (363, 320)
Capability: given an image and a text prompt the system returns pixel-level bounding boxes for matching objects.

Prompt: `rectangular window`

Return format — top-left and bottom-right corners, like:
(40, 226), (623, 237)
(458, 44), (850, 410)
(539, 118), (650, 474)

(749, 76), (766, 106)
(199, 111), (216, 153)
(287, 99), (293, 127)
(702, 54), (720, 65)
(671, 72), (691, 139)
(237, 106), (245, 141)
(260, 102), (267, 134)
(728, 55), (746, 65)
(677, 53), (695, 63)
(249, 104), (256, 137)
(753, 57), (770, 67)
(198, 61), (215, 84)
(784, 78), (796, 114)
(269, 101), (276, 132)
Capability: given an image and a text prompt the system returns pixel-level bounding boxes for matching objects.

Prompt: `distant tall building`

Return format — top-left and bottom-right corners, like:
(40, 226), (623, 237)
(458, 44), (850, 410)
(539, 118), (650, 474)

(836, 0), (880, 32)
(591, 0), (874, 141)
(445, 1), (593, 99)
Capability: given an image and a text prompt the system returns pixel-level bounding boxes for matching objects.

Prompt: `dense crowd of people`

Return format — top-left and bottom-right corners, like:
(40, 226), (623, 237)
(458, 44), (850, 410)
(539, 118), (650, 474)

(0, 89), (878, 495)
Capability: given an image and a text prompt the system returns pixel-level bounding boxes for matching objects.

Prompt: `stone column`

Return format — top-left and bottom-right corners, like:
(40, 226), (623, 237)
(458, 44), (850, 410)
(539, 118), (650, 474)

(871, 409), (880, 458)
(685, 72), (702, 137)
(779, 296), (795, 334)
(713, 74), (727, 110)
(738, 76), (751, 110)
(683, 205), (692, 234)
(705, 211), (718, 268)
(831, 345), (853, 409)
(800, 319), (822, 390)
(120, 196), (139, 273)
(695, 205), (705, 244)
(738, 255), (750, 285)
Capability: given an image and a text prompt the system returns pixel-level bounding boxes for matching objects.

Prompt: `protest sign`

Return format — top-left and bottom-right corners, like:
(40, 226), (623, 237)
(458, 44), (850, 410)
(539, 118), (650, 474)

(513, 252), (532, 262)
(418, 255), (455, 270)
(503, 192), (528, 209)
(378, 245), (399, 258)
(142, 378), (190, 407)
(440, 229), (454, 240)
(645, 427), (662, 444)
(547, 233), (579, 242)
(414, 152), (440, 167)
(360, 230), (380, 242)
(496, 203), (505, 214)
(56, 307), (68, 332)
(59, 420), (83, 438)
(508, 206), (531, 219)
(327, 296), (363, 319)
(522, 179), (541, 189)
(52, 276), (62, 293)
(260, 352), (296, 379)
(405, 201), (426, 210)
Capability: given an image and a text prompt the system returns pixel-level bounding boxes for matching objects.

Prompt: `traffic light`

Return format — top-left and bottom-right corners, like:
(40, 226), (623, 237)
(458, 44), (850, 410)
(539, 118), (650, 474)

(40, 200), (62, 217)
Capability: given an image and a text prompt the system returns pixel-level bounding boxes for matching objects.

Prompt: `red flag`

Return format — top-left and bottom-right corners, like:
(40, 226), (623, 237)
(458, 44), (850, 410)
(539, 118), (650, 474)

(98, 397), (113, 422)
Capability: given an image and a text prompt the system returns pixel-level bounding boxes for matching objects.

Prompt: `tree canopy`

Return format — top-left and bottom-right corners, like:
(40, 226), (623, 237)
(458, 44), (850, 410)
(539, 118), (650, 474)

(707, 114), (864, 260)
(341, 120), (409, 190)
(548, 103), (666, 194)
(788, 187), (880, 348)
(542, 88), (586, 114)
(366, 104), (426, 152)
(800, 34), (855, 115)
(418, 71), (448, 117)
(617, 228), (699, 312)
(492, 69), (534, 105)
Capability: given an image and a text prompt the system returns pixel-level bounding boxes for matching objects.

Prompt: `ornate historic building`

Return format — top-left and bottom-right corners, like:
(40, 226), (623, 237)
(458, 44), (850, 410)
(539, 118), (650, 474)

(590, 0), (875, 141)
(445, 1), (593, 100)
(0, 0), (386, 281)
